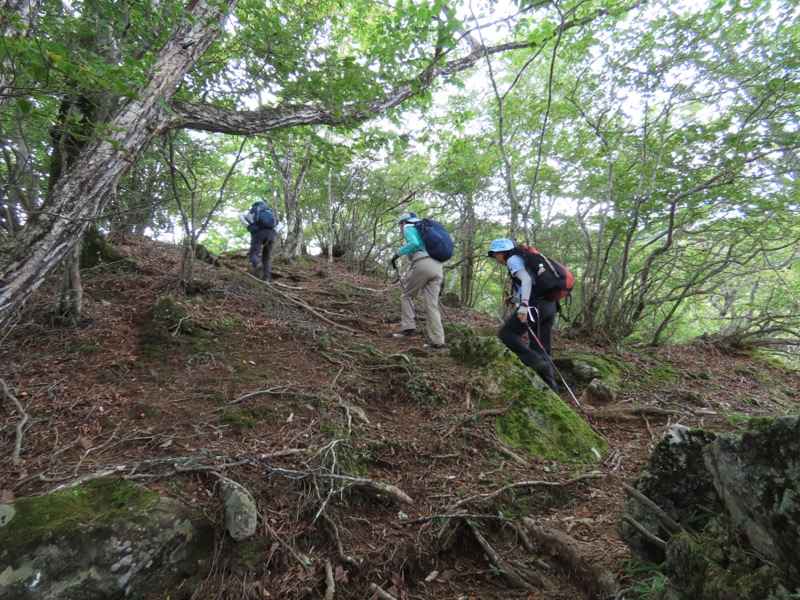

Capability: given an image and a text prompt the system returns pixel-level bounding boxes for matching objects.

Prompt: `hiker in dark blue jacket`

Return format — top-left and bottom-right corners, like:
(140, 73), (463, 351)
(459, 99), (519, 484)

(238, 203), (278, 282)
(487, 238), (559, 393)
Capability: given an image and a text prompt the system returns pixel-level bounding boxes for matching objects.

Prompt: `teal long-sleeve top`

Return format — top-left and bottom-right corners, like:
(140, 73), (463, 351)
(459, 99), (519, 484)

(397, 223), (427, 258)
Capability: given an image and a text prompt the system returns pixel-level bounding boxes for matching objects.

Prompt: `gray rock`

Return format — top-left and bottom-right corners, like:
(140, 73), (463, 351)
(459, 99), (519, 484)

(0, 477), (213, 600)
(579, 378), (617, 405)
(705, 416), (800, 581)
(621, 416), (800, 600)
(218, 478), (258, 541)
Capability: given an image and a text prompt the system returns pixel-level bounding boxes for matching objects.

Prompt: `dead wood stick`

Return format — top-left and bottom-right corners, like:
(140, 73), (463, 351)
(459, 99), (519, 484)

(2, 379), (29, 467)
(522, 517), (618, 598)
(454, 473), (605, 508)
(467, 521), (537, 591)
(621, 514), (667, 550)
(323, 560), (335, 600)
(622, 483), (683, 536)
(369, 583), (398, 600)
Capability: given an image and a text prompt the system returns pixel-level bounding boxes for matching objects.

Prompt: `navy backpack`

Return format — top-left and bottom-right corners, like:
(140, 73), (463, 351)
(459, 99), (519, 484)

(414, 218), (454, 262)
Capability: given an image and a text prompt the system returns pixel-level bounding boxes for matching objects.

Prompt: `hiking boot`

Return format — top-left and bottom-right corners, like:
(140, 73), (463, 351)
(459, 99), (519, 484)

(424, 342), (447, 350)
(392, 329), (417, 339)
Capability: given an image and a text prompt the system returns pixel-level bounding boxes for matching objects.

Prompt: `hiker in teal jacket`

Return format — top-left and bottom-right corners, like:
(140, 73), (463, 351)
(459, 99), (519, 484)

(391, 212), (445, 349)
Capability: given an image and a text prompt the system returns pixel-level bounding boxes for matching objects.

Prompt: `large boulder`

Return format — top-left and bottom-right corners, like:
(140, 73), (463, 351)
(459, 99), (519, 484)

(621, 417), (800, 600)
(0, 477), (214, 600)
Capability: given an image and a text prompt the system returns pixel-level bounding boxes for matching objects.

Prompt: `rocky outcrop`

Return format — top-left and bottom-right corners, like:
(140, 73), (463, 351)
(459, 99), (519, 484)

(0, 477), (214, 600)
(621, 417), (800, 600)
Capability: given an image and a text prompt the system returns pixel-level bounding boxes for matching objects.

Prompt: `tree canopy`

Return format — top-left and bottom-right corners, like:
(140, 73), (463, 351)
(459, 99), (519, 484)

(0, 0), (798, 350)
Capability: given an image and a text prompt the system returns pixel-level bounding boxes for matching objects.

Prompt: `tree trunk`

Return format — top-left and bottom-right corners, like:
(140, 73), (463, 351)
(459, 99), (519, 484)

(0, 0), (237, 331)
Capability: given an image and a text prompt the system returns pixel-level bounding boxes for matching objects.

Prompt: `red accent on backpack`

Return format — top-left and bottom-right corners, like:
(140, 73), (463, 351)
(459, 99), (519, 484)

(515, 244), (574, 301)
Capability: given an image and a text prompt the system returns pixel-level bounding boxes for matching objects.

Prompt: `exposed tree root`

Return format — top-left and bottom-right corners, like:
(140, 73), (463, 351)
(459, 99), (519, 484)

(454, 472), (606, 509)
(522, 517), (618, 599)
(466, 520), (540, 592)
(586, 406), (681, 420)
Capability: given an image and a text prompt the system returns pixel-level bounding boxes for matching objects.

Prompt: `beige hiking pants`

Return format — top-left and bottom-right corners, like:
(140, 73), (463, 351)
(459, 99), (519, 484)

(400, 257), (445, 345)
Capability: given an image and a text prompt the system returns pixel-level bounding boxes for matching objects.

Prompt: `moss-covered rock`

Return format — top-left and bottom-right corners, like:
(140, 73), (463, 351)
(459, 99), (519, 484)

(706, 416), (800, 581)
(622, 417), (800, 600)
(452, 333), (608, 463)
(0, 477), (214, 600)
(621, 426), (721, 564)
(79, 226), (129, 270)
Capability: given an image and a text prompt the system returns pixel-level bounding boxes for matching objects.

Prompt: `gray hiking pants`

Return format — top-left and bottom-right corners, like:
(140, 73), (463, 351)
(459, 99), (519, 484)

(400, 257), (445, 345)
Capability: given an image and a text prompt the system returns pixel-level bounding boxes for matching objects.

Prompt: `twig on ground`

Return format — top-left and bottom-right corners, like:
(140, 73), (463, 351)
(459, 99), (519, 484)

(454, 472), (605, 508)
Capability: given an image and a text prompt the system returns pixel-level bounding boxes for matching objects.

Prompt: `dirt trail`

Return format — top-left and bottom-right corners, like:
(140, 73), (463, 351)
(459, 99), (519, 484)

(2, 237), (797, 599)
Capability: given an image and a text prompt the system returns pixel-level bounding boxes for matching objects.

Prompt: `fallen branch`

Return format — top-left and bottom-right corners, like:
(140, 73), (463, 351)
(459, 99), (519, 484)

(466, 520), (537, 591)
(2, 379), (29, 467)
(621, 514), (667, 550)
(622, 483), (683, 537)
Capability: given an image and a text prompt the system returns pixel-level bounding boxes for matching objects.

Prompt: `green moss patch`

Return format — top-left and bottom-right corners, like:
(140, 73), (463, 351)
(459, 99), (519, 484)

(0, 477), (160, 542)
(467, 349), (608, 463)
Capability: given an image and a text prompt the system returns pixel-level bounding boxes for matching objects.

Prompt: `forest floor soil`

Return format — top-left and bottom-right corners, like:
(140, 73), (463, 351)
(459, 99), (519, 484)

(2, 236), (798, 600)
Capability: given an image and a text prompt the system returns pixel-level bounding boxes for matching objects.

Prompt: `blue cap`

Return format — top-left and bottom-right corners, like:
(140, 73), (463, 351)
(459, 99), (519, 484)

(398, 211), (420, 224)
(487, 238), (515, 256)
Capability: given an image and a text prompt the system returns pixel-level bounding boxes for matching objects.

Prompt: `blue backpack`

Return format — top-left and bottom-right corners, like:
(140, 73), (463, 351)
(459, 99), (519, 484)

(415, 218), (454, 262)
(249, 202), (275, 230)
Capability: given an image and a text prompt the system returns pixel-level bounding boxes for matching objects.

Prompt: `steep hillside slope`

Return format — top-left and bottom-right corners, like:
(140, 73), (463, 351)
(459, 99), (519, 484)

(2, 236), (798, 599)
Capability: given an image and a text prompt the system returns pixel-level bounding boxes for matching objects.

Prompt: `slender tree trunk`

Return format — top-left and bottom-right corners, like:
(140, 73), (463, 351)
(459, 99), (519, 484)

(326, 167), (334, 266)
(57, 246), (82, 321)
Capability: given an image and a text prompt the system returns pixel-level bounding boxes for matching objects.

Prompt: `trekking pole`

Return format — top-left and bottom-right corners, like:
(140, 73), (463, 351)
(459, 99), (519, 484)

(524, 310), (581, 409)
(438, 300), (463, 337)
(391, 256), (430, 345)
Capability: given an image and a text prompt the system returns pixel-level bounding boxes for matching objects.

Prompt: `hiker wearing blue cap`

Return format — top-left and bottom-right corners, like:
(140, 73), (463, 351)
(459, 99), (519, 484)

(390, 212), (446, 350)
(487, 238), (559, 393)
